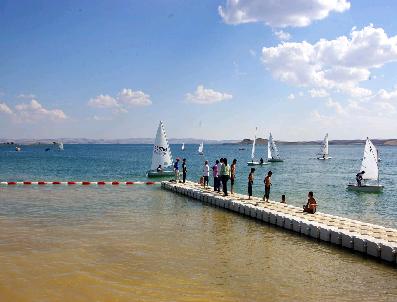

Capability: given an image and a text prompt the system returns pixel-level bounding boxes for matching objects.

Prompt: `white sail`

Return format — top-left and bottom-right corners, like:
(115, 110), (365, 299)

(181, 143), (185, 151)
(198, 142), (204, 154)
(360, 138), (379, 181)
(268, 133), (280, 160)
(150, 121), (173, 170)
(318, 133), (329, 156)
(251, 127), (258, 160)
(58, 142), (64, 151)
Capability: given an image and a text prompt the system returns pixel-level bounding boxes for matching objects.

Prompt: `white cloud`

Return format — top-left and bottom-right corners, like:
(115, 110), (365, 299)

(117, 89), (152, 106)
(88, 88), (152, 115)
(14, 99), (67, 121)
(17, 93), (36, 99)
(287, 93), (295, 100)
(309, 89), (329, 98)
(0, 102), (13, 114)
(219, 0), (350, 28)
(88, 94), (119, 109)
(185, 85), (232, 104)
(274, 30), (291, 41)
(262, 25), (397, 98)
(326, 98), (347, 115)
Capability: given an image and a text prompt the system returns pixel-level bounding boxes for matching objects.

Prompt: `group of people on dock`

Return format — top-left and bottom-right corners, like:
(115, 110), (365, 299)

(172, 157), (317, 214)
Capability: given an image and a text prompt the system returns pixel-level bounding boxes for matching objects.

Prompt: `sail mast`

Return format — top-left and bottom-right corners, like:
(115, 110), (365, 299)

(251, 127), (257, 160)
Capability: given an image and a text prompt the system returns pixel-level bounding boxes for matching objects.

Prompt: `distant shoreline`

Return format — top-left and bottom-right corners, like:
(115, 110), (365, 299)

(1, 138), (397, 146)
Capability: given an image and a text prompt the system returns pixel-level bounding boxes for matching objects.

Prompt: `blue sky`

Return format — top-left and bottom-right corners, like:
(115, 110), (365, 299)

(1, 0), (397, 140)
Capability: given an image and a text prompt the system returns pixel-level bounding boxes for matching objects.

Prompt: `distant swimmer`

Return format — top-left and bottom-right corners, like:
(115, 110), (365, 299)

(45, 148), (50, 152)
(356, 171), (365, 187)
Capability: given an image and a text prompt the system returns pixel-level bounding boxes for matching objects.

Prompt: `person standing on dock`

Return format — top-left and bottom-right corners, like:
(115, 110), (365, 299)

(230, 159), (237, 194)
(220, 158), (230, 196)
(182, 158), (187, 183)
(203, 160), (210, 188)
(263, 171), (272, 202)
(174, 158), (180, 182)
(218, 158), (224, 193)
(212, 160), (219, 191)
(248, 168), (255, 200)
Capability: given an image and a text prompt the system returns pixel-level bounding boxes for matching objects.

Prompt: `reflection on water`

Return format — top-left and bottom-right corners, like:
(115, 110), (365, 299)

(0, 186), (396, 302)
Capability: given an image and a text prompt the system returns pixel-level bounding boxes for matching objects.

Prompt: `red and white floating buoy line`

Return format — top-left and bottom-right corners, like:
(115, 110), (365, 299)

(0, 181), (160, 186)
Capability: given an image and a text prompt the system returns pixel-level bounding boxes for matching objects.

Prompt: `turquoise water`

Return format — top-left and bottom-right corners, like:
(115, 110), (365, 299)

(1, 143), (396, 228)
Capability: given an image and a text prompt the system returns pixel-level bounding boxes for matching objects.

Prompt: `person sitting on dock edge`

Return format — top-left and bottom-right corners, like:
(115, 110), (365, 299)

(303, 191), (317, 214)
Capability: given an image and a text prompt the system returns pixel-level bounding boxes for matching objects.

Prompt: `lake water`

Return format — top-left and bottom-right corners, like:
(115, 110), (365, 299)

(0, 144), (396, 301)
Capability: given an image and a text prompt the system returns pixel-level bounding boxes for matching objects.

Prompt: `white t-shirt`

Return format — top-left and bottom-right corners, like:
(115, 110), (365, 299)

(203, 164), (210, 176)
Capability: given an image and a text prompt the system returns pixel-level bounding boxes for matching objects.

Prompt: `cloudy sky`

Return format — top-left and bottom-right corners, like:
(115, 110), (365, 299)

(1, 0), (397, 140)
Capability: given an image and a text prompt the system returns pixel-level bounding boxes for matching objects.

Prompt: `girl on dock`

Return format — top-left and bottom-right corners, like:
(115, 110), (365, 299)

(248, 168), (255, 199)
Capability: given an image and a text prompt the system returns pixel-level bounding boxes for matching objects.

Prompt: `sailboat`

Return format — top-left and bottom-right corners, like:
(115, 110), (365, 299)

(181, 143), (185, 151)
(267, 133), (283, 162)
(347, 138), (383, 192)
(52, 141), (64, 151)
(317, 133), (331, 160)
(147, 121), (174, 178)
(247, 127), (267, 166)
(198, 141), (204, 155)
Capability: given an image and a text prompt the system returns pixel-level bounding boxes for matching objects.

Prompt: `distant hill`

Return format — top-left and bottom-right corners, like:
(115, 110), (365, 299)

(232, 138), (397, 146)
(1, 137), (396, 146)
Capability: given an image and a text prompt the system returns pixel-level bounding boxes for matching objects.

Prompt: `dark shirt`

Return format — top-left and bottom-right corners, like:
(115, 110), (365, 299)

(182, 162), (187, 173)
(174, 161), (179, 171)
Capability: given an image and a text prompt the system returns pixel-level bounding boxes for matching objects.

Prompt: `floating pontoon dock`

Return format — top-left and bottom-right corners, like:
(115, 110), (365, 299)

(162, 181), (397, 265)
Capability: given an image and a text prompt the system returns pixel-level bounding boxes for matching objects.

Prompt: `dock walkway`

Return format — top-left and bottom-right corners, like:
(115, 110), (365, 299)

(162, 181), (397, 265)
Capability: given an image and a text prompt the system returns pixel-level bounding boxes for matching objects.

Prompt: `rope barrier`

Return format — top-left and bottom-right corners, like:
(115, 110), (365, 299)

(0, 181), (160, 186)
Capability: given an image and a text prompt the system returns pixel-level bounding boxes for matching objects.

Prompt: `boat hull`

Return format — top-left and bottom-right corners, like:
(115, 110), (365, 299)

(147, 170), (175, 178)
(247, 162), (268, 166)
(347, 184), (384, 193)
(268, 159), (283, 162)
(317, 156), (332, 160)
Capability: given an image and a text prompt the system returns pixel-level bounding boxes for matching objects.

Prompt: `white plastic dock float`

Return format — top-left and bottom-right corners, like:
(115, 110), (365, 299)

(161, 181), (397, 265)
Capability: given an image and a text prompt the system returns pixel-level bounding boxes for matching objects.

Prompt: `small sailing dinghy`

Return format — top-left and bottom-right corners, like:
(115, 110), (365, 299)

(147, 121), (174, 178)
(248, 127), (267, 166)
(317, 133), (331, 160)
(267, 133), (283, 162)
(198, 141), (204, 155)
(181, 143), (185, 151)
(347, 138), (383, 193)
